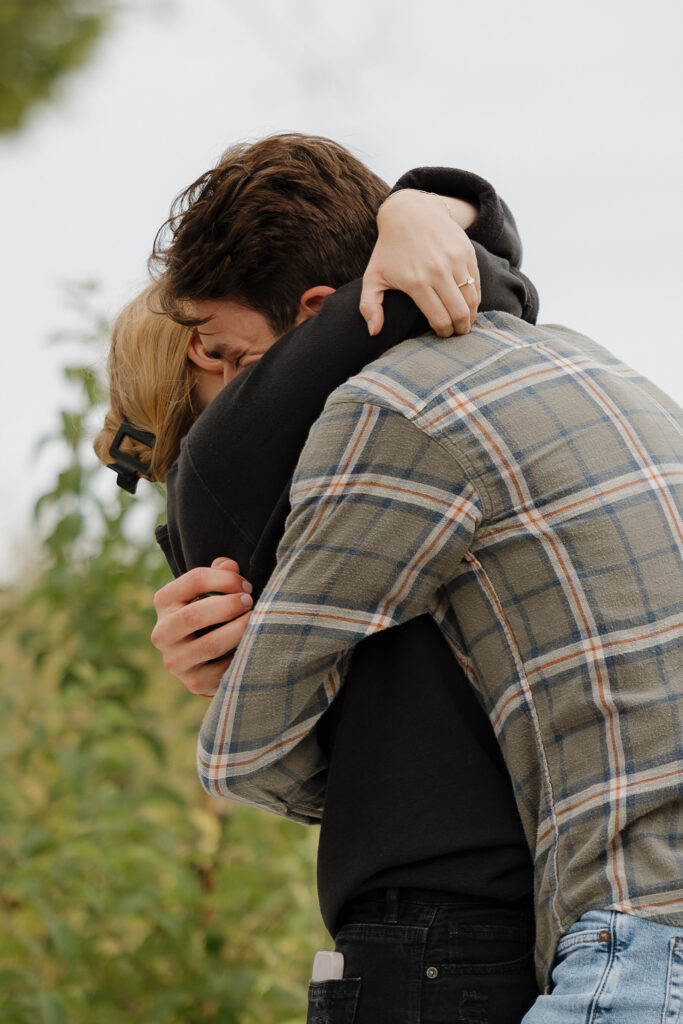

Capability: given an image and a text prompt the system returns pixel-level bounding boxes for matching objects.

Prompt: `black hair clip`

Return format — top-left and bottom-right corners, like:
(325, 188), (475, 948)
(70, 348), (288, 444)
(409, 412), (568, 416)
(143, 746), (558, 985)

(107, 421), (156, 494)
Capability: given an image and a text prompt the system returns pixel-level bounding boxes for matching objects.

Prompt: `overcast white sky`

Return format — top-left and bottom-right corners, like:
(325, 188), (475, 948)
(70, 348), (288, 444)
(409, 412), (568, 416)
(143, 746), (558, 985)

(1, 0), (681, 580)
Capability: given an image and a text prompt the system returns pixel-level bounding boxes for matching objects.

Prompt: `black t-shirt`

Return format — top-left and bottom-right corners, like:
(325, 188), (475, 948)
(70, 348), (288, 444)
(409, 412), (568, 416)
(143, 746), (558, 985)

(156, 168), (537, 935)
(316, 618), (533, 929)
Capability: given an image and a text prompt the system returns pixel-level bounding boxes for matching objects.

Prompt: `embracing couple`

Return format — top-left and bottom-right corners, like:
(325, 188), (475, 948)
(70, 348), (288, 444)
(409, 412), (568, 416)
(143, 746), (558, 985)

(96, 133), (683, 1024)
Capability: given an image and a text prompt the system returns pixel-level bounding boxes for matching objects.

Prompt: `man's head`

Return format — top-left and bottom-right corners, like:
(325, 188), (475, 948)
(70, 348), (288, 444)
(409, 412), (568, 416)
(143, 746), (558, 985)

(97, 137), (389, 491)
(151, 132), (389, 335)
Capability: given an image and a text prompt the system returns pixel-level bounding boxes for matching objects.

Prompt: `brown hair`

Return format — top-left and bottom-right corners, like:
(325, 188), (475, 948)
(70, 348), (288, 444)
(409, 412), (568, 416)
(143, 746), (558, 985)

(150, 133), (390, 332)
(94, 284), (201, 483)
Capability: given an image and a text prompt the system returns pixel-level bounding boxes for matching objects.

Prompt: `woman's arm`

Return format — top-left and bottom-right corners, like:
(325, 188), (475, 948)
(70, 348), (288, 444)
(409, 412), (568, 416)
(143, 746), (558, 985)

(361, 189), (482, 337)
(360, 166), (538, 336)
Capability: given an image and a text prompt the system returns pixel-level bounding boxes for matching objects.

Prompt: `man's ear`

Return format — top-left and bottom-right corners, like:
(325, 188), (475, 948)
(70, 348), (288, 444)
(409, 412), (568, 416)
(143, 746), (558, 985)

(186, 332), (224, 374)
(296, 286), (336, 324)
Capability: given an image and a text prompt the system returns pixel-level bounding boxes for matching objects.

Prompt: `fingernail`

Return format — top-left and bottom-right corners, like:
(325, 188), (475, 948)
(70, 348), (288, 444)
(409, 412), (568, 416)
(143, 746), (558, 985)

(367, 318), (378, 336)
(240, 593), (253, 608)
(242, 580), (253, 594)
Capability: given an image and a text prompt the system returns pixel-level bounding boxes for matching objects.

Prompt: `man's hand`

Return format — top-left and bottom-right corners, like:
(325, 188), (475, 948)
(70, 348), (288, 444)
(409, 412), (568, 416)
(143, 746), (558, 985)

(360, 189), (481, 338)
(151, 557), (253, 697)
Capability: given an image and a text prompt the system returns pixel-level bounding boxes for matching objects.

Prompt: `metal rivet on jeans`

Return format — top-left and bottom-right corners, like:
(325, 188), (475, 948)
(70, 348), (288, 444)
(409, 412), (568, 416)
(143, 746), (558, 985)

(425, 966), (438, 979)
(599, 930), (611, 942)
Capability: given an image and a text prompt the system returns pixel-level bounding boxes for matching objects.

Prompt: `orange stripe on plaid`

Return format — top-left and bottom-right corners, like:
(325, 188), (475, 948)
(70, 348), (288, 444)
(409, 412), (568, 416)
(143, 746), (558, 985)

(625, 893), (683, 912)
(199, 720), (312, 773)
(421, 360), (591, 432)
(536, 765), (683, 846)
(528, 619), (682, 678)
(251, 607), (393, 629)
(476, 475), (657, 542)
(290, 476), (478, 520)
(345, 374), (422, 414)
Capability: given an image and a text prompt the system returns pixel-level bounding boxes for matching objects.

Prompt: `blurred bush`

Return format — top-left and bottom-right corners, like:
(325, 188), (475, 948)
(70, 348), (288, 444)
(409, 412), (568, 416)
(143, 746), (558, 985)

(0, 286), (325, 1023)
(0, 0), (112, 132)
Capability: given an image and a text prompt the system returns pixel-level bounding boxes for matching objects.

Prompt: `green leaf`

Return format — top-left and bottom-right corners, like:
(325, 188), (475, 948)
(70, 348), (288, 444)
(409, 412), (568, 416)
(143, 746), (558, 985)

(46, 919), (81, 966)
(38, 992), (68, 1024)
(60, 412), (84, 449)
(0, 1), (111, 134)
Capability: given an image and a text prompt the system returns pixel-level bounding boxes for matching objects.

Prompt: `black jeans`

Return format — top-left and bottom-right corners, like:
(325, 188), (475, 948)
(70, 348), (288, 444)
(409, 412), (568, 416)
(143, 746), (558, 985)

(306, 888), (538, 1024)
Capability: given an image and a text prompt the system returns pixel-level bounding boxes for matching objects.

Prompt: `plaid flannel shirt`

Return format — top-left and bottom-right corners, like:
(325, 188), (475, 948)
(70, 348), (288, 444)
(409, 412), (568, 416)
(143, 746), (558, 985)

(198, 311), (683, 987)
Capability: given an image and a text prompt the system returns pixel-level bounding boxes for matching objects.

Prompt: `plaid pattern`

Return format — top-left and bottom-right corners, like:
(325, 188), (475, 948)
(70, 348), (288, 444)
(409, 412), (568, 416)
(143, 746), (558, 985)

(198, 311), (683, 987)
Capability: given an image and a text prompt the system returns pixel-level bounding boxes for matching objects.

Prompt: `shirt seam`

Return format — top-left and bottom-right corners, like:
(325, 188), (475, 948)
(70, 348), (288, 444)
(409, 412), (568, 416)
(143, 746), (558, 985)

(334, 318), (542, 423)
(323, 393), (496, 522)
(464, 551), (564, 939)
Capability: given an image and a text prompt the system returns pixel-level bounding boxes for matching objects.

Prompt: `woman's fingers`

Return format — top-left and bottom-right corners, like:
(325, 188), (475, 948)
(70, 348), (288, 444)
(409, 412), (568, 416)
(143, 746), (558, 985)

(210, 556), (240, 571)
(152, 586), (251, 649)
(153, 564), (251, 615)
(436, 275), (478, 336)
(159, 612), (252, 682)
(359, 273), (386, 337)
(185, 591), (253, 635)
(460, 259), (481, 322)
(361, 250), (481, 339)
(177, 652), (236, 698)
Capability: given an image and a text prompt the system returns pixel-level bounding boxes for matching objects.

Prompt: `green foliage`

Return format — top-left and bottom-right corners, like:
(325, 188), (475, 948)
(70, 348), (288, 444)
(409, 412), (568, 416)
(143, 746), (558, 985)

(0, 0), (112, 133)
(0, 286), (325, 1023)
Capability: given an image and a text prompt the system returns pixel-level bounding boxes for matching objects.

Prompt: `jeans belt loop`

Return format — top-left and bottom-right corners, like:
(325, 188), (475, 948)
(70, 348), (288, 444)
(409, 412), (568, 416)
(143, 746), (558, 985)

(384, 887), (399, 924)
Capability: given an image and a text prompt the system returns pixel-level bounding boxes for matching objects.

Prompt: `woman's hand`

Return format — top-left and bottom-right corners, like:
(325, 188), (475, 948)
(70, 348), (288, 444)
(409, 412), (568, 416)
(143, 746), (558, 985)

(360, 189), (481, 338)
(151, 557), (253, 697)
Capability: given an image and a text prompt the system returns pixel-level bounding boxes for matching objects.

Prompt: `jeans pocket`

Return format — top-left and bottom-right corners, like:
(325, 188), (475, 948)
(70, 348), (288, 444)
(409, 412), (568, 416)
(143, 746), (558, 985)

(306, 977), (362, 1024)
(447, 923), (535, 973)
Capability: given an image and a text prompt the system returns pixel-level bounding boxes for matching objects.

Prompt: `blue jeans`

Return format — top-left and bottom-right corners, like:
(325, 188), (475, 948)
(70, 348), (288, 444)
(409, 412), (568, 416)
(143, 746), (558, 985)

(306, 887), (538, 1024)
(522, 909), (683, 1023)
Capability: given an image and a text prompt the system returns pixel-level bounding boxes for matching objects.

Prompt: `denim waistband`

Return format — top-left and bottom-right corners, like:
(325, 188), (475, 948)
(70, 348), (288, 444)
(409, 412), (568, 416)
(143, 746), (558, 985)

(337, 886), (535, 932)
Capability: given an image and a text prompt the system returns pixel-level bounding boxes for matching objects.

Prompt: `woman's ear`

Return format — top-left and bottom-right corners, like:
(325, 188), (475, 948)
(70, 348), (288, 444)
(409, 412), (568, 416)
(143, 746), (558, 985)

(186, 331), (224, 374)
(296, 286), (336, 324)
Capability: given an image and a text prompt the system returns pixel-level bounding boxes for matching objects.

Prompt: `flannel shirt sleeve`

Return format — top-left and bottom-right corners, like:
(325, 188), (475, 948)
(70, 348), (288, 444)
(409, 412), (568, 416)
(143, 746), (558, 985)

(197, 399), (483, 822)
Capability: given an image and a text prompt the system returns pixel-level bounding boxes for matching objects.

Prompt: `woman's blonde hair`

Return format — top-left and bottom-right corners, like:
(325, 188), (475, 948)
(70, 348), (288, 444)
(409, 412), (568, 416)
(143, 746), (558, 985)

(94, 283), (201, 483)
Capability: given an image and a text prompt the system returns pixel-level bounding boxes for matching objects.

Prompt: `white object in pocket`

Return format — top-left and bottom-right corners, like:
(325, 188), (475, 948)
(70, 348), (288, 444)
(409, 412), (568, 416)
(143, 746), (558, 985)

(312, 950), (345, 981)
